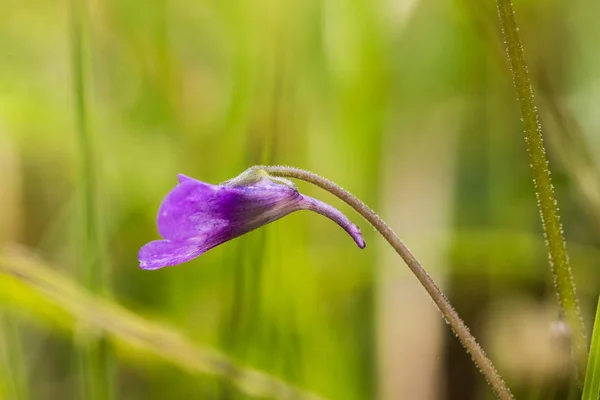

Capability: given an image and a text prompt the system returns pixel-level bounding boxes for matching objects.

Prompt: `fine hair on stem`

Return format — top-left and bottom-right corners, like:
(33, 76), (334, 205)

(256, 165), (514, 400)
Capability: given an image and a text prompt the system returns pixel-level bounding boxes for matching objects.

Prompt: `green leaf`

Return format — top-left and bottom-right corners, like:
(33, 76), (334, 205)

(582, 296), (600, 400)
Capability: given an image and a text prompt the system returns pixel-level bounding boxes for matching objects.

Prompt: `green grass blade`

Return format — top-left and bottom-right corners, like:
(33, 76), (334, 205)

(582, 296), (600, 400)
(69, 0), (114, 398)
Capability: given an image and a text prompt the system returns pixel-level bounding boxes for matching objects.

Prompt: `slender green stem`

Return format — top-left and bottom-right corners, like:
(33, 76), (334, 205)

(70, 0), (98, 294)
(70, 0), (113, 398)
(582, 296), (600, 400)
(495, 0), (587, 381)
(258, 165), (513, 400)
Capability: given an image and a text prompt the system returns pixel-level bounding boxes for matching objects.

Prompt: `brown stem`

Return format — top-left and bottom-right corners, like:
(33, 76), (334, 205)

(259, 165), (514, 400)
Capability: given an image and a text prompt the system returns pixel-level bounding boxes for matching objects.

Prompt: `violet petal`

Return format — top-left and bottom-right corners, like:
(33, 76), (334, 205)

(139, 171), (365, 270)
(139, 239), (212, 270)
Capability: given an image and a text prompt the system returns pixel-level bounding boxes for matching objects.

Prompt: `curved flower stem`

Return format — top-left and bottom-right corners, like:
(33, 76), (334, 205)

(495, 0), (587, 382)
(259, 165), (513, 400)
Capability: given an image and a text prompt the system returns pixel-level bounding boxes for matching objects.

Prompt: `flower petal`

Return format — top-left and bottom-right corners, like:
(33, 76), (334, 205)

(140, 171), (365, 270)
(157, 179), (235, 241)
(138, 239), (212, 270)
(299, 195), (366, 248)
(149, 176), (304, 266)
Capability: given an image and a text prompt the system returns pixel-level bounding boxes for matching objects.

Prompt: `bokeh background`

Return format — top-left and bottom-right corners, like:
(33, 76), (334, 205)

(1, 0), (599, 399)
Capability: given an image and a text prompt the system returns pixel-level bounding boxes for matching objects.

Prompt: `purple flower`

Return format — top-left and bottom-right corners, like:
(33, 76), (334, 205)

(139, 169), (365, 270)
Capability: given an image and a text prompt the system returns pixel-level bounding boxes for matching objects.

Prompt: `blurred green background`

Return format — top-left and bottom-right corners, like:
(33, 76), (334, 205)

(0, 0), (600, 399)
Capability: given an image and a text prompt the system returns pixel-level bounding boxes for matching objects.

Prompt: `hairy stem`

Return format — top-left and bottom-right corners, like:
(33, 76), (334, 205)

(259, 165), (513, 400)
(495, 0), (587, 380)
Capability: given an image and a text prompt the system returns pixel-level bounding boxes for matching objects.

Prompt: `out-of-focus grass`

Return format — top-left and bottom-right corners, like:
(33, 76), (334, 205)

(0, 312), (29, 400)
(0, 0), (599, 398)
(0, 249), (325, 400)
(69, 0), (115, 397)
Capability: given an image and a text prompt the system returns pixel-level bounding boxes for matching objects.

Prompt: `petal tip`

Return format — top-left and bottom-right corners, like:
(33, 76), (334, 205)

(350, 225), (366, 249)
(138, 245), (168, 270)
(138, 239), (204, 270)
(177, 174), (194, 184)
(139, 260), (163, 270)
(356, 237), (366, 249)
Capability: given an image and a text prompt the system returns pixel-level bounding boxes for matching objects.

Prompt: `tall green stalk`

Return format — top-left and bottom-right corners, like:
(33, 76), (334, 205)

(70, 0), (113, 398)
(582, 296), (600, 400)
(495, 0), (588, 381)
